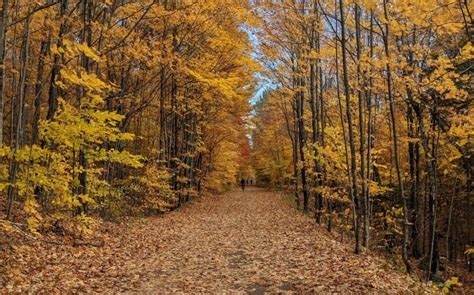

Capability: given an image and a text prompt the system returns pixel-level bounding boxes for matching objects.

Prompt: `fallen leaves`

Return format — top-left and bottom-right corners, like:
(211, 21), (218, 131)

(1, 188), (438, 293)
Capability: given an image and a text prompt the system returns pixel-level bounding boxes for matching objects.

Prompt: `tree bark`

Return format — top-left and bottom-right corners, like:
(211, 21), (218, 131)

(6, 6), (31, 219)
(0, 0), (8, 145)
(382, 0), (411, 273)
(339, 0), (361, 254)
(47, 0), (69, 121)
(355, 3), (368, 250)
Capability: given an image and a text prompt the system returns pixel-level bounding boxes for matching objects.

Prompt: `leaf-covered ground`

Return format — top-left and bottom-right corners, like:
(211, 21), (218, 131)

(2, 187), (437, 293)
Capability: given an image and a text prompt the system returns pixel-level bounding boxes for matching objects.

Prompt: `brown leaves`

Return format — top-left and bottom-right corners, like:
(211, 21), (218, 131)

(1, 188), (435, 293)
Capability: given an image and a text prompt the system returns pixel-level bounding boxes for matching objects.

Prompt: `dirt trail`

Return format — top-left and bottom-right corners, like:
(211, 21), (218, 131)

(139, 187), (426, 293)
(3, 188), (433, 293)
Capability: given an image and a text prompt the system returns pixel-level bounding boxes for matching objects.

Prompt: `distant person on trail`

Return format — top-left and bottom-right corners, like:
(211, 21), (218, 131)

(240, 179), (245, 191)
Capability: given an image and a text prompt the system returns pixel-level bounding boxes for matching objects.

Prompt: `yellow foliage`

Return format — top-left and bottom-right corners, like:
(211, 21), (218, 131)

(442, 277), (462, 294)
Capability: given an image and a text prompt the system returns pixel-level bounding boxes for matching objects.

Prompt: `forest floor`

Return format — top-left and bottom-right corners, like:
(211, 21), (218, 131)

(1, 187), (441, 293)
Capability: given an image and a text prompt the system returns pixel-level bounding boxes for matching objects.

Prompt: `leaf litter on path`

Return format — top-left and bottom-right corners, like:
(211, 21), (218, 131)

(1, 187), (436, 293)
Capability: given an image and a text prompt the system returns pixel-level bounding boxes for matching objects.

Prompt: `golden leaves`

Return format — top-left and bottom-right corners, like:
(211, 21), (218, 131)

(52, 40), (102, 62)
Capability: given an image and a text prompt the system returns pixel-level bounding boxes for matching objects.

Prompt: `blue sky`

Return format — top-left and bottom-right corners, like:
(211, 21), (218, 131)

(243, 24), (277, 106)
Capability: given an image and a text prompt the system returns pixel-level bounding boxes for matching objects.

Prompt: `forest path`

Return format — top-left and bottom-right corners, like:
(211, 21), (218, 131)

(6, 188), (430, 293)
(138, 187), (422, 293)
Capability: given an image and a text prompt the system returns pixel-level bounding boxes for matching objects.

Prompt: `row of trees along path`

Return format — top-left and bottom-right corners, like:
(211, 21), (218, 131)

(250, 0), (473, 291)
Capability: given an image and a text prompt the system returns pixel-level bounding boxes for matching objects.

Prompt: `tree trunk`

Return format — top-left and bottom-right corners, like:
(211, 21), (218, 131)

(296, 72), (309, 212)
(334, 0), (355, 233)
(339, 0), (361, 254)
(355, 3), (368, 250)
(31, 36), (50, 145)
(382, 0), (411, 273)
(309, 2), (322, 222)
(6, 6), (31, 219)
(0, 0), (8, 145)
(364, 10), (375, 250)
(47, 0), (69, 121)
